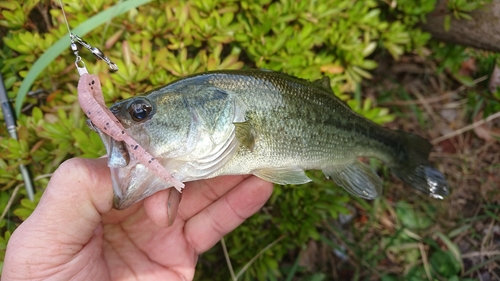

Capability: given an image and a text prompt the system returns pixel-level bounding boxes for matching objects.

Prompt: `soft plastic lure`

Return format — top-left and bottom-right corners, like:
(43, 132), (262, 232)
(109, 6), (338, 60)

(77, 73), (185, 192)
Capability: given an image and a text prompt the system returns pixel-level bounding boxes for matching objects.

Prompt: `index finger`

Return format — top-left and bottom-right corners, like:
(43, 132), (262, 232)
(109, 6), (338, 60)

(184, 176), (273, 253)
(177, 175), (253, 220)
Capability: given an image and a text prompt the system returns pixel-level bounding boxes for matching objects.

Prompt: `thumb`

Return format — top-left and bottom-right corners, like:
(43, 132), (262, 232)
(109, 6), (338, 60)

(6, 158), (114, 264)
(34, 157), (114, 243)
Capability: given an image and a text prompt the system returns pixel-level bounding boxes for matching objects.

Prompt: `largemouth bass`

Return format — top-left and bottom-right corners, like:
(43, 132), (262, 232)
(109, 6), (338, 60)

(95, 70), (448, 209)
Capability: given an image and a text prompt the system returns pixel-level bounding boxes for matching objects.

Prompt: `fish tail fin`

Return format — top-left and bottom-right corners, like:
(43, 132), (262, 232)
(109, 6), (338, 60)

(391, 132), (448, 198)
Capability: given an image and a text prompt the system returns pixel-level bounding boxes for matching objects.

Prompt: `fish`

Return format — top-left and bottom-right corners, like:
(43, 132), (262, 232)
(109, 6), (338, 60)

(94, 69), (449, 209)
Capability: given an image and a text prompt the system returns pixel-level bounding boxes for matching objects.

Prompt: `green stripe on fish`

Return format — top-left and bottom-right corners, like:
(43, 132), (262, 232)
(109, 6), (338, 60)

(101, 69), (449, 209)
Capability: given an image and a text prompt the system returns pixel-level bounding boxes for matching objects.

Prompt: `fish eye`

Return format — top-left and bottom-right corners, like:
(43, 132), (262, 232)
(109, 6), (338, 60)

(127, 98), (154, 122)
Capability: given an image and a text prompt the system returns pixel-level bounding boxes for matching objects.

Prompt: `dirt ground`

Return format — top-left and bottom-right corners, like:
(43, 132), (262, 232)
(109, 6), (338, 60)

(367, 52), (500, 280)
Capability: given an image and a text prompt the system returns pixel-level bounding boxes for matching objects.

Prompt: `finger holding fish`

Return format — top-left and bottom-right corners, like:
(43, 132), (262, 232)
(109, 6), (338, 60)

(140, 188), (181, 227)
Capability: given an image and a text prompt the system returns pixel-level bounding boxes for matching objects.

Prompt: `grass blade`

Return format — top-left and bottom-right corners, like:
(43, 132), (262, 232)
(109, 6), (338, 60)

(284, 254), (300, 281)
(15, 0), (152, 115)
(234, 235), (285, 280)
(435, 232), (463, 271)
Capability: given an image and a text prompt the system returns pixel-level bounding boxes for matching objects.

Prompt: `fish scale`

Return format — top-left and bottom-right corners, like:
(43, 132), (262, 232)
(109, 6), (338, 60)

(210, 73), (372, 164)
(100, 69), (448, 209)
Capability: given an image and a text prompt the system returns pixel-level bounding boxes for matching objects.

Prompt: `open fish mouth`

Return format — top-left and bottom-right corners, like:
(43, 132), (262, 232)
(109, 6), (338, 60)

(87, 120), (172, 209)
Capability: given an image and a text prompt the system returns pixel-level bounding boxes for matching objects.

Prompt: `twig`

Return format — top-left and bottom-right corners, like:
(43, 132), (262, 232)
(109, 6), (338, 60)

(381, 91), (455, 106)
(419, 243), (432, 281)
(410, 86), (436, 118)
(0, 173), (52, 223)
(481, 220), (496, 262)
(380, 76), (488, 106)
(0, 183), (22, 222)
(432, 111), (500, 145)
(323, 222), (383, 279)
(463, 255), (500, 276)
(234, 235), (285, 280)
(37, 2), (52, 31)
(221, 237), (236, 281)
(34, 173), (54, 181)
(403, 228), (422, 241)
(462, 251), (500, 258)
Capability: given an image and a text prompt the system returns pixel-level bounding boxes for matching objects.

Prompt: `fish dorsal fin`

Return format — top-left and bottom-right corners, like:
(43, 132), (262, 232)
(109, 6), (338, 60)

(253, 167), (312, 185)
(313, 76), (333, 93)
(322, 160), (382, 199)
(234, 121), (256, 150)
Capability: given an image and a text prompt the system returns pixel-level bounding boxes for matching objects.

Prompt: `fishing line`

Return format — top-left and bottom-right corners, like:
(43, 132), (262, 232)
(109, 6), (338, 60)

(58, 0), (72, 36)
(57, 0), (118, 73)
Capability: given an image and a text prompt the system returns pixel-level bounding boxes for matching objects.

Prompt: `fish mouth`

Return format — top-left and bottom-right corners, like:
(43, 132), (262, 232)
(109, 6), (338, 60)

(87, 120), (171, 209)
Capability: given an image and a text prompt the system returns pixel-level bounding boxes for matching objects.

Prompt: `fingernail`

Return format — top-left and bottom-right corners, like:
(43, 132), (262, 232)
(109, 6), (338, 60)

(167, 188), (182, 226)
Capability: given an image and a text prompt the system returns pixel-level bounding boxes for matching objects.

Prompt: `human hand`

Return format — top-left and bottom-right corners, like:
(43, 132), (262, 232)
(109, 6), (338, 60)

(3, 158), (273, 280)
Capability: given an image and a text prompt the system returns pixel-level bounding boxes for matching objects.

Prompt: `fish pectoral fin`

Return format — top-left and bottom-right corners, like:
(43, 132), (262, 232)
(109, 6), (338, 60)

(234, 121), (256, 150)
(323, 161), (382, 200)
(253, 167), (312, 185)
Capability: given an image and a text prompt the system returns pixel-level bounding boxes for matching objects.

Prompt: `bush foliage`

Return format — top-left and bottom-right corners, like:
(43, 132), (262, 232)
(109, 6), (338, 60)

(0, 0), (491, 279)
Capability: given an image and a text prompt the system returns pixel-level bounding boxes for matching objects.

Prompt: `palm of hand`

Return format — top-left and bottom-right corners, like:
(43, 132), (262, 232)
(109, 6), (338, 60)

(99, 176), (265, 280)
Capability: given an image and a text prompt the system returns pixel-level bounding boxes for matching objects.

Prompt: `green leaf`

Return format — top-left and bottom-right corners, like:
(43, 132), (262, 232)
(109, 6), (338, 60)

(362, 42), (377, 57)
(452, 73), (475, 86)
(395, 201), (432, 229)
(430, 250), (461, 277)
(0, 1), (20, 10)
(435, 232), (463, 271)
(13, 207), (33, 221)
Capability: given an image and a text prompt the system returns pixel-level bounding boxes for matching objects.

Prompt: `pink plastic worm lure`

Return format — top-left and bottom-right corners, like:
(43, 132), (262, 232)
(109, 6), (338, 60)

(77, 73), (185, 192)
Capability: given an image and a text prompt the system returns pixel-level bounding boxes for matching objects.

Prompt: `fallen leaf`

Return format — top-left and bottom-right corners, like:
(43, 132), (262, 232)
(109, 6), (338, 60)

(473, 125), (494, 142)
(298, 240), (319, 272)
(320, 63), (344, 74)
(46, 89), (61, 102)
(459, 57), (476, 77)
(473, 112), (495, 142)
(489, 64), (500, 93)
(440, 108), (458, 122)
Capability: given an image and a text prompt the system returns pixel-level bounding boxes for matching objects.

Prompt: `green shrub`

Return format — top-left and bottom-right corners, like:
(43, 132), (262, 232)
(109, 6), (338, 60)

(0, 0), (490, 279)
